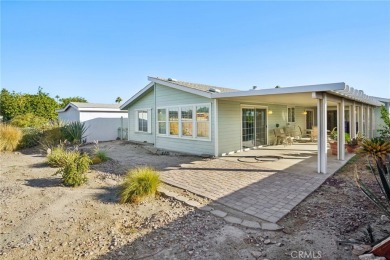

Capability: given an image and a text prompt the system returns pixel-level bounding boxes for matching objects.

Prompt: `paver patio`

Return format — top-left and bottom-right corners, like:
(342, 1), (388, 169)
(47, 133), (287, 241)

(160, 144), (354, 223)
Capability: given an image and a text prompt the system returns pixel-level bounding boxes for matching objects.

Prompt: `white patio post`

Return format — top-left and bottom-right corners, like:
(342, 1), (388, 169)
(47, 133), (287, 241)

(351, 103), (356, 139)
(316, 93), (327, 174)
(359, 105), (364, 136)
(338, 98), (345, 161)
(371, 106), (375, 138)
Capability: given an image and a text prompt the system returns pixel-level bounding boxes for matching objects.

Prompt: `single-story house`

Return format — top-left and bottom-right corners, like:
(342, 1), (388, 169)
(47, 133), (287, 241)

(120, 76), (384, 174)
(56, 102), (128, 143)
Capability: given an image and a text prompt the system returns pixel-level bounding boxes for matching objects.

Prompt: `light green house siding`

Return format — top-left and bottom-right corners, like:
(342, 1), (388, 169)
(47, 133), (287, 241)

(217, 100), (308, 155)
(218, 100), (241, 154)
(127, 89), (155, 144)
(155, 84), (215, 155)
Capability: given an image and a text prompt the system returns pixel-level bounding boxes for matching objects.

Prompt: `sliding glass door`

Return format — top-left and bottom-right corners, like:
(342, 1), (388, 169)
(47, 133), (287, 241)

(242, 108), (267, 149)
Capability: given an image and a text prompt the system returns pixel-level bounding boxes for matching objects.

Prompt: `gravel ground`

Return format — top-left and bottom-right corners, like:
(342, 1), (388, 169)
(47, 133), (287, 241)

(0, 142), (389, 259)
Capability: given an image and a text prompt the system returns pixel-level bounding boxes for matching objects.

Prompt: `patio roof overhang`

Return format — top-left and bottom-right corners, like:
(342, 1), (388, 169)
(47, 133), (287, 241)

(213, 82), (382, 107)
(213, 82), (381, 175)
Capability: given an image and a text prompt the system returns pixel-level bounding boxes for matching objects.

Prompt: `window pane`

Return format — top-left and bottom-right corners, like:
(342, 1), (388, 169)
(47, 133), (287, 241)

(169, 109), (179, 135)
(158, 109), (166, 121)
(170, 122), (179, 135)
(197, 122), (209, 138)
(169, 109), (179, 121)
(181, 107), (193, 137)
(182, 122), (193, 136)
(158, 122), (166, 134)
(138, 111), (148, 132)
(196, 106), (209, 121)
(181, 107), (193, 120)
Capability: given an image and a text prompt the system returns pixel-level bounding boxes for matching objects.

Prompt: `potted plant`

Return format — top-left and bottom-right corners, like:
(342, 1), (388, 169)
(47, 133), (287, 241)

(329, 128), (338, 155)
(346, 137), (359, 153)
(328, 128), (349, 155)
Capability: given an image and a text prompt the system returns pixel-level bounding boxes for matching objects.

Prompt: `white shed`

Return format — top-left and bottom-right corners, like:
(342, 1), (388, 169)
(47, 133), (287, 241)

(56, 102), (128, 143)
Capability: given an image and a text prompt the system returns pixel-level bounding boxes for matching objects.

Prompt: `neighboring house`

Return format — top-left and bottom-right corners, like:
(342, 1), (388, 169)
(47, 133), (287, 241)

(372, 96), (390, 137)
(56, 102), (128, 143)
(121, 76), (383, 174)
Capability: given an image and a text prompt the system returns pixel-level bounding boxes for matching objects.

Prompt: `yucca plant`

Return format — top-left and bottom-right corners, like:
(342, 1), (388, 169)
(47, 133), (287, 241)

(63, 121), (88, 144)
(360, 138), (390, 163)
(355, 138), (390, 218)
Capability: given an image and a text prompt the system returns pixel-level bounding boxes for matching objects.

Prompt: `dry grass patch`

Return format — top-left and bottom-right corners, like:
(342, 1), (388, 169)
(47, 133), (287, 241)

(0, 124), (22, 151)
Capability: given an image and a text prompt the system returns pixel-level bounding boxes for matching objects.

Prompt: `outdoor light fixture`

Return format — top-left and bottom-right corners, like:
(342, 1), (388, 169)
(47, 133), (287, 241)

(303, 110), (307, 115)
(268, 110), (273, 114)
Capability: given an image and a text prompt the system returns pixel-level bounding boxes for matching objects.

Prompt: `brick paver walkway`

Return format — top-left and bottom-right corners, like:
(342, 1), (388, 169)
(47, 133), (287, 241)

(160, 152), (347, 223)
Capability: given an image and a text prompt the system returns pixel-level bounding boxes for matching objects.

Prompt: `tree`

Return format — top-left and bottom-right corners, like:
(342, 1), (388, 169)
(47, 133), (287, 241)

(58, 96), (87, 108)
(378, 105), (390, 141)
(115, 97), (122, 104)
(0, 87), (58, 121)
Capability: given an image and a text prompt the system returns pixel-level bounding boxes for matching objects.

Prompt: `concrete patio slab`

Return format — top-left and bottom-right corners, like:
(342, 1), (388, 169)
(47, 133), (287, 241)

(160, 144), (354, 223)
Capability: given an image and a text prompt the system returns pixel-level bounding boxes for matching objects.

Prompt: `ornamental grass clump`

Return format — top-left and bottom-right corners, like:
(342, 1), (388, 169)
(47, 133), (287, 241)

(91, 140), (109, 164)
(119, 167), (161, 204)
(0, 124), (22, 151)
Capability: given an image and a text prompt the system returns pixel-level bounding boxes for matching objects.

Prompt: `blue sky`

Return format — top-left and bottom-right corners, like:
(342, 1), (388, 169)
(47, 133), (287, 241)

(1, 1), (389, 103)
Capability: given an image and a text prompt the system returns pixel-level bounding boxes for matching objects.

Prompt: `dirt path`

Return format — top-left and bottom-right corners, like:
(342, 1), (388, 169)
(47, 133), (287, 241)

(0, 143), (388, 259)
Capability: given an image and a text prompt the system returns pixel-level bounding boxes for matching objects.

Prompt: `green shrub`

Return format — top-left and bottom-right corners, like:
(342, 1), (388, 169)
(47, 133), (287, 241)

(0, 124), (22, 151)
(57, 152), (91, 187)
(95, 150), (109, 162)
(47, 146), (79, 168)
(10, 113), (47, 128)
(63, 121), (88, 144)
(18, 127), (43, 149)
(119, 167), (161, 204)
(39, 125), (66, 150)
(91, 156), (102, 165)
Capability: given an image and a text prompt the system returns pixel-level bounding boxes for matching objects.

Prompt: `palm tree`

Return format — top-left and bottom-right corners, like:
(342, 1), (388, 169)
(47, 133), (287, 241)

(115, 97), (122, 104)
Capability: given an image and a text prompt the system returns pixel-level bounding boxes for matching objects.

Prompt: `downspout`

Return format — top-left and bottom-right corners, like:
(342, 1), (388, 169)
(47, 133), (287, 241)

(214, 98), (219, 157)
(154, 83), (157, 147)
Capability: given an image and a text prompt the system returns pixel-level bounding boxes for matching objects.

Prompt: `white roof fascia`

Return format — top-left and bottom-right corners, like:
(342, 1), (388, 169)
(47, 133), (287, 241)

(120, 82), (154, 110)
(78, 108), (127, 112)
(55, 102), (79, 113)
(213, 82), (346, 99)
(148, 77), (213, 98)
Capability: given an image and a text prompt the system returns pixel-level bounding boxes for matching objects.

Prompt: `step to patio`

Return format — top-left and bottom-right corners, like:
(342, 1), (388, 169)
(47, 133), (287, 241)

(157, 186), (283, 232)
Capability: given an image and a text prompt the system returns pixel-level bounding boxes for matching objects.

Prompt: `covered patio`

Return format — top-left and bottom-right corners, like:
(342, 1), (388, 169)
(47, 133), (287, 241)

(214, 82), (382, 173)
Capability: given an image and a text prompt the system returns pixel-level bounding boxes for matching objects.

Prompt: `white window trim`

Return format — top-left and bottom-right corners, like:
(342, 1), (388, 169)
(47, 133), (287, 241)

(156, 103), (211, 141)
(135, 108), (152, 134)
(287, 106), (295, 123)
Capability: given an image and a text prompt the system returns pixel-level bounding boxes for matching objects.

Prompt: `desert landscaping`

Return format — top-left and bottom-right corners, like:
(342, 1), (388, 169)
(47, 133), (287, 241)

(1, 141), (389, 259)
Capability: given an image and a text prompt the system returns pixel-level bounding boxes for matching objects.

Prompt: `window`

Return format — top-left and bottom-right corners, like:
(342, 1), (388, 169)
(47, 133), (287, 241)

(135, 109), (151, 133)
(169, 108), (179, 136)
(181, 107), (193, 137)
(288, 107), (295, 123)
(157, 109), (167, 134)
(196, 105), (209, 138)
(157, 103), (211, 140)
(137, 110), (148, 132)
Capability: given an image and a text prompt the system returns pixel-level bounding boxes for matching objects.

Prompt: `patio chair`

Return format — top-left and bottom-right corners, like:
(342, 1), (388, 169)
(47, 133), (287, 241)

(296, 126), (312, 142)
(274, 128), (288, 146)
(310, 126), (318, 142)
